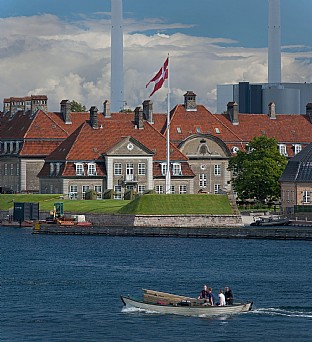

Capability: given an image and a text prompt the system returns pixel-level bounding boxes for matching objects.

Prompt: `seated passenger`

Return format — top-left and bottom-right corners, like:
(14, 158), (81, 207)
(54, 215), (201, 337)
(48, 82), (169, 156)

(218, 289), (226, 306)
(208, 287), (215, 306)
(198, 284), (209, 301)
(224, 286), (233, 305)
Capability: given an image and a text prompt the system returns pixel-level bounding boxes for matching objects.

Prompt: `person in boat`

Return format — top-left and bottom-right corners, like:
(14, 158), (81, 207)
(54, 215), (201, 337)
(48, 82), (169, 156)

(218, 289), (226, 306)
(197, 284), (209, 300)
(208, 287), (215, 306)
(224, 286), (233, 305)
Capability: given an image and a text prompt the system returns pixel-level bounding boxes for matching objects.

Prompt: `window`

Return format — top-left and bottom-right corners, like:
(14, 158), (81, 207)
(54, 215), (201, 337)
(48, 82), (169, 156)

(69, 185), (78, 199)
(278, 144), (288, 156)
(170, 185), (175, 194)
(303, 190), (311, 204)
(138, 163), (146, 176)
(172, 163), (182, 176)
(126, 163), (134, 181)
(4, 164), (7, 176)
(215, 128), (220, 134)
(50, 163), (54, 175)
(10, 164), (14, 176)
(50, 184), (53, 194)
(199, 173), (207, 188)
(214, 164), (221, 176)
(75, 163), (84, 176)
(55, 163), (61, 175)
(161, 163), (167, 176)
(294, 144), (302, 155)
(114, 185), (122, 199)
(87, 163), (97, 176)
(94, 185), (102, 199)
(82, 185), (89, 199)
(114, 163), (122, 175)
(138, 185), (146, 194)
(177, 127), (182, 134)
(179, 185), (187, 194)
(214, 184), (221, 194)
(196, 127), (201, 133)
(155, 185), (164, 194)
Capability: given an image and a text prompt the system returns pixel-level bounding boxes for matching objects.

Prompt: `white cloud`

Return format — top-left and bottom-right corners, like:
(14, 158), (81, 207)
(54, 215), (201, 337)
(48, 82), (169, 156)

(0, 14), (311, 113)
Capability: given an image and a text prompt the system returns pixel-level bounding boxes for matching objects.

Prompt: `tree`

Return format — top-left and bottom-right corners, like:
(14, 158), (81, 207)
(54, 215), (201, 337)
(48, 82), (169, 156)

(228, 136), (287, 204)
(70, 100), (86, 112)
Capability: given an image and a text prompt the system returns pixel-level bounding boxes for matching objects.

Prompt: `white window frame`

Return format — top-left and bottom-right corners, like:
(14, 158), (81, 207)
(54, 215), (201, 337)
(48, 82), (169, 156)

(94, 185), (102, 199)
(155, 185), (164, 194)
(87, 163), (97, 176)
(278, 144), (288, 156)
(177, 127), (182, 134)
(303, 190), (311, 204)
(172, 163), (182, 176)
(69, 185), (78, 200)
(199, 173), (207, 188)
(10, 164), (14, 176)
(170, 185), (175, 194)
(179, 185), (187, 194)
(114, 185), (122, 199)
(161, 163), (167, 176)
(126, 163), (134, 181)
(214, 184), (221, 194)
(294, 144), (302, 155)
(75, 163), (84, 176)
(82, 185), (89, 199)
(114, 163), (122, 176)
(138, 185), (146, 194)
(4, 164), (7, 176)
(138, 163), (146, 176)
(214, 164), (221, 176)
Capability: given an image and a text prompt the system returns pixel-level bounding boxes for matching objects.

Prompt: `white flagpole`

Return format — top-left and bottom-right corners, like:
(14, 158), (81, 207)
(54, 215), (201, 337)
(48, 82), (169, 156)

(165, 54), (171, 194)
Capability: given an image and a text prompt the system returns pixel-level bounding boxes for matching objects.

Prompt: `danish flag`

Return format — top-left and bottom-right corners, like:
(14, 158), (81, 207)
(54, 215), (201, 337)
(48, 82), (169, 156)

(146, 57), (169, 97)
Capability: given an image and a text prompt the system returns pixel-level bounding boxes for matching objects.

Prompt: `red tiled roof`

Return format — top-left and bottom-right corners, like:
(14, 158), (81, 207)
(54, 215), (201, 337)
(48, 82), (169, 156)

(20, 140), (62, 156)
(161, 104), (312, 157)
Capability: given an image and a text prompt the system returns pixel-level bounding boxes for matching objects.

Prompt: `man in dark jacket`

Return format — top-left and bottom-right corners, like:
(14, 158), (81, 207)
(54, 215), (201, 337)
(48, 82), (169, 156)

(224, 287), (233, 305)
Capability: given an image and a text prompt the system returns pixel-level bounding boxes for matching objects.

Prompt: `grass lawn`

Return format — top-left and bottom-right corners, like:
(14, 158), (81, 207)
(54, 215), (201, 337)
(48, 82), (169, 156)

(0, 194), (234, 215)
(0, 194), (130, 214)
(118, 194), (234, 215)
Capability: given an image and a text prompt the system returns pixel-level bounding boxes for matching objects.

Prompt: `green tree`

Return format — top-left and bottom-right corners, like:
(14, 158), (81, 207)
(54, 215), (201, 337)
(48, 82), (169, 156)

(70, 100), (86, 112)
(228, 136), (287, 204)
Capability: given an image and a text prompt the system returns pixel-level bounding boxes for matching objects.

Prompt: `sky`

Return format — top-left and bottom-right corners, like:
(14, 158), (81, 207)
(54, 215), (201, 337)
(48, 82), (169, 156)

(1, 0), (312, 113)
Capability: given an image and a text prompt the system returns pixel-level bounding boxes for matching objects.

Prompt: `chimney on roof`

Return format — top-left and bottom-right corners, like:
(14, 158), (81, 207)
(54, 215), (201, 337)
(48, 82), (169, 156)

(268, 102), (276, 119)
(227, 102), (239, 125)
(143, 100), (153, 123)
(103, 100), (111, 118)
(134, 106), (144, 129)
(306, 103), (312, 123)
(60, 100), (71, 124)
(184, 91), (197, 111)
(90, 106), (99, 129)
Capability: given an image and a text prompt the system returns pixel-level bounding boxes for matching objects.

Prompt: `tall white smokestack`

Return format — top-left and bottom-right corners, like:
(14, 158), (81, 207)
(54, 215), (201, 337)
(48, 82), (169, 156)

(111, 0), (124, 112)
(268, 0), (281, 84)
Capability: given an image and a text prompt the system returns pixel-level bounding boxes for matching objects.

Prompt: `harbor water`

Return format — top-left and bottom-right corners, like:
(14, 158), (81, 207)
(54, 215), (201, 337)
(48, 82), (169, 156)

(1, 226), (311, 341)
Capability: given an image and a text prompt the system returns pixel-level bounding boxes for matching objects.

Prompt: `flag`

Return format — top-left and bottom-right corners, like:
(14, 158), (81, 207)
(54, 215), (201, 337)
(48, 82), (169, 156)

(146, 57), (169, 97)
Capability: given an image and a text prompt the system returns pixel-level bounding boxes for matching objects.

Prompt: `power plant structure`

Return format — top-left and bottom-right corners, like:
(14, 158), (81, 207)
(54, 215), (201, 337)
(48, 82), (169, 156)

(217, 0), (312, 115)
(110, 0), (124, 113)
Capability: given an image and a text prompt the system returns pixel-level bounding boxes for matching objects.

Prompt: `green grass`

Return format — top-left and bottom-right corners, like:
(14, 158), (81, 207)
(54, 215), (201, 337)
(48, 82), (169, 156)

(0, 194), (234, 215)
(0, 194), (130, 213)
(118, 194), (234, 215)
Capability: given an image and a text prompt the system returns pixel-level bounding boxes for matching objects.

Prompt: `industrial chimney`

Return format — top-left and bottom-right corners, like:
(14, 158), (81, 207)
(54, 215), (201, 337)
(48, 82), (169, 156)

(110, 0), (124, 113)
(268, 0), (281, 84)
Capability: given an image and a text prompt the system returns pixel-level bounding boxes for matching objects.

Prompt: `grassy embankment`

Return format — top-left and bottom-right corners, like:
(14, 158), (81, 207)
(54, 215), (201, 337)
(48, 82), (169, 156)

(0, 194), (234, 215)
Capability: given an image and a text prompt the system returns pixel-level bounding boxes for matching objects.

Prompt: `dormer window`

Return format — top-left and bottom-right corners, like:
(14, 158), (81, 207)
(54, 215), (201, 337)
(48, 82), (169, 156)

(278, 144), (288, 156)
(75, 163), (84, 176)
(87, 163), (97, 176)
(196, 127), (201, 133)
(161, 163), (167, 176)
(172, 163), (182, 176)
(55, 163), (61, 175)
(50, 163), (54, 176)
(293, 144), (302, 155)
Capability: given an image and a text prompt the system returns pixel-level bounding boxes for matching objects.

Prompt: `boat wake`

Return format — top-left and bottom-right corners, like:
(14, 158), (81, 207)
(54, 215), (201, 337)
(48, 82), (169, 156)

(121, 306), (160, 315)
(252, 307), (312, 319)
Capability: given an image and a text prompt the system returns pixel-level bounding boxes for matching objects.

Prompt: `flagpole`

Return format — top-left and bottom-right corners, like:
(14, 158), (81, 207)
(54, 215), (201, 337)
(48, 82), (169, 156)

(165, 53), (171, 194)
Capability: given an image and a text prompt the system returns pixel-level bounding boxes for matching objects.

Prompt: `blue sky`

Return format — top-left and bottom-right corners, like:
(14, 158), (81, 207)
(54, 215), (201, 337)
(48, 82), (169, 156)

(1, 0), (312, 112)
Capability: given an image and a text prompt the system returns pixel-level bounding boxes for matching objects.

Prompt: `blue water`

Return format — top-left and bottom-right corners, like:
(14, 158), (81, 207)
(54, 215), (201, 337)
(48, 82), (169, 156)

(1, 227), (311, 342)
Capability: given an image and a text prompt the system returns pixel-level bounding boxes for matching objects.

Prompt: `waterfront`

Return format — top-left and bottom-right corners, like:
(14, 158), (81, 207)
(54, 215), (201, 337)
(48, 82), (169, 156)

(1, 226), (311, 341)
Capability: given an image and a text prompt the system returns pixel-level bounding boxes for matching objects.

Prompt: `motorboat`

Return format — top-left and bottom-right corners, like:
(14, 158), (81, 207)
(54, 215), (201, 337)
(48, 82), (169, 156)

(121, 289), (253, 317)
(250, 215), (290, 226)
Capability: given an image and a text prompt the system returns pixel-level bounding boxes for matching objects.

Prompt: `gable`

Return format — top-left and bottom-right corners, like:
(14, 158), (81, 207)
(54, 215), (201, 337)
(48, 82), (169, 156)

(106, 136), (154, 156)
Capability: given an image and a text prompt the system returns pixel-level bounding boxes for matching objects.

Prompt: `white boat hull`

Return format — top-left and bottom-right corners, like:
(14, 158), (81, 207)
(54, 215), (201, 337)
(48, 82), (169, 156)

(121, 296), (253, 317)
